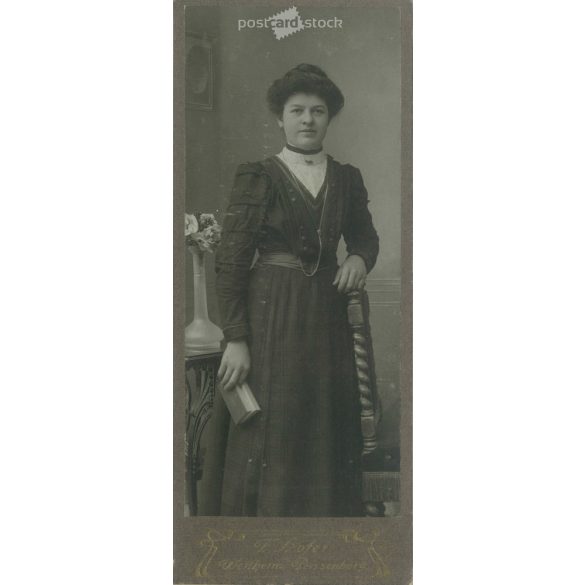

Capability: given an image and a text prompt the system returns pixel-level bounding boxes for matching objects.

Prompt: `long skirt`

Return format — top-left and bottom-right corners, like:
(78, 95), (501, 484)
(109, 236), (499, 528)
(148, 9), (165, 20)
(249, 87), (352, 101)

(198, 262), (363, 517)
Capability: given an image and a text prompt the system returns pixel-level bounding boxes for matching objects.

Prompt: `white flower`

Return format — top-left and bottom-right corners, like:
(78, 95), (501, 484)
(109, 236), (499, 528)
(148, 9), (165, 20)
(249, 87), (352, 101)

(185, 214), (199, 236)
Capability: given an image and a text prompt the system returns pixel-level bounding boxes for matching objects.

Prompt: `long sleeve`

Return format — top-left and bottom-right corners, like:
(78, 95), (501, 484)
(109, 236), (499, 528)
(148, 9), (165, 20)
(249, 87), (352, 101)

(215, 162), (271, 341)
(343, 166), (380, 273)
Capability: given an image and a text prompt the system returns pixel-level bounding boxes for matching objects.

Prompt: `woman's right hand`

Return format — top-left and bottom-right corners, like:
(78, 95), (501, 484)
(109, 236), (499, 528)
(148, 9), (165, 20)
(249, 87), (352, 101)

(218, 340), (251, 392)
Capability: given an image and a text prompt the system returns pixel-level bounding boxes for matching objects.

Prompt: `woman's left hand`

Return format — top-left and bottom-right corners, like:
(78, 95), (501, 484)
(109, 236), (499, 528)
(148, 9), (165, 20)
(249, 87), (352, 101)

(333, 255), (367, 293)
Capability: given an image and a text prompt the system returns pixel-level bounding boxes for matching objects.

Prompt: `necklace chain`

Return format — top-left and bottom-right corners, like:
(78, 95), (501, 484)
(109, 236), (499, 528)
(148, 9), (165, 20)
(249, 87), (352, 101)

(274, 156), (329, 277)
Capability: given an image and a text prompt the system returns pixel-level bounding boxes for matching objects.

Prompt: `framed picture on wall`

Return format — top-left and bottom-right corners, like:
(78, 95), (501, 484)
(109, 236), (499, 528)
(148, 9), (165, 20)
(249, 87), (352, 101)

(186, 33), (213, 110)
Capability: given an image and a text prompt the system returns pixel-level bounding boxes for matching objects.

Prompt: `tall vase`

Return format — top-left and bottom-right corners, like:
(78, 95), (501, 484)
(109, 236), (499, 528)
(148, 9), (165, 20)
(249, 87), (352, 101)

(185, 247), (223, 356)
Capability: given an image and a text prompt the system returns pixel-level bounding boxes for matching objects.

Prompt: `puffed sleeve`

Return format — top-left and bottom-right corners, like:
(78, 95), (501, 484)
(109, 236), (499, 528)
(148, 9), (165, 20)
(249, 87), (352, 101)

(215, 162), (271, 341)
(343, 166), (380, 273)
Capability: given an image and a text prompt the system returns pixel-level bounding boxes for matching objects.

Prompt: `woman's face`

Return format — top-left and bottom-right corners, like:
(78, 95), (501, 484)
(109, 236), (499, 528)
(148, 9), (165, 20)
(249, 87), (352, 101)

(278, 93), (329, 150)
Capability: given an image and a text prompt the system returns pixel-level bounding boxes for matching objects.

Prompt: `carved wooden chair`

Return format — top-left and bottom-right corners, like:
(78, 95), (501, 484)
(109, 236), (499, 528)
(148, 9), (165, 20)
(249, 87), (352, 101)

(347, 290), (400, 517)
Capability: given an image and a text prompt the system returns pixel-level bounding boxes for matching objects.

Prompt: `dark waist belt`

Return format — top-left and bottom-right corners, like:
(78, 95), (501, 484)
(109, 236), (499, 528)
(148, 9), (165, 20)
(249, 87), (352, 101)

(257, 252), (336, 273)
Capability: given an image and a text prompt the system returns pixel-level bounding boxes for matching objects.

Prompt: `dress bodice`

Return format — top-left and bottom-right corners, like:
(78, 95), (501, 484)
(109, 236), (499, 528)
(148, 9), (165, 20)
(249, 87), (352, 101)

(214, 154), (379, 341)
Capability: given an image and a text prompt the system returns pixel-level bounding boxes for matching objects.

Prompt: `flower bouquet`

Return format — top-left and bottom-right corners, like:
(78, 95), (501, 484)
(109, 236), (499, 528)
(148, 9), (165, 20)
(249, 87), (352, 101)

(185, 212), (222, 253)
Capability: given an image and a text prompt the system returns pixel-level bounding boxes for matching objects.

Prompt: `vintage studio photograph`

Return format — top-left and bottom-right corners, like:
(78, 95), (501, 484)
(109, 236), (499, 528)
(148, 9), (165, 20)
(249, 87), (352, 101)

(181, 3), (404, 520)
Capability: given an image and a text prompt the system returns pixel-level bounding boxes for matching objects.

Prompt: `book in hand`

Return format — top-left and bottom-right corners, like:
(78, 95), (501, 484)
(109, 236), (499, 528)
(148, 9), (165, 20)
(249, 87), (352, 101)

(220, 381), (261, 425)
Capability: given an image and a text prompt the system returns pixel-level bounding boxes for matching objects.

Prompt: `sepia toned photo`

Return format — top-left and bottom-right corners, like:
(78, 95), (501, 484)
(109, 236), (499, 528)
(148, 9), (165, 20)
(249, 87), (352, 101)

(175, 1), (411, 582)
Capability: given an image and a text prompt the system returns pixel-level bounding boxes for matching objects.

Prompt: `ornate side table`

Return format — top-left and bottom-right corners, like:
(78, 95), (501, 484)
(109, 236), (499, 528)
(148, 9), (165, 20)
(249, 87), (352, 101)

(185, 351), (222, 516)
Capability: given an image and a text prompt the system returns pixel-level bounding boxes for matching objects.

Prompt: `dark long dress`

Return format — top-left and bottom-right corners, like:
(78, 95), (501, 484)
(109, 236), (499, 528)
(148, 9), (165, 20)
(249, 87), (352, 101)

(198, 154), (379, 517)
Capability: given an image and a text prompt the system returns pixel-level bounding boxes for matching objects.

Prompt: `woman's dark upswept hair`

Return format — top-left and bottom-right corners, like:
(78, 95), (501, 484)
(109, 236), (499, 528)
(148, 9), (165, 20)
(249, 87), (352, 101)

(266, 64), (345, 119)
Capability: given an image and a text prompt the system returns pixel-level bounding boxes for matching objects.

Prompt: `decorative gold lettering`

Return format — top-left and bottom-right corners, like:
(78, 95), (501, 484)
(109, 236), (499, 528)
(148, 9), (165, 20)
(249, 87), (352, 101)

(254, 538), (281, 553)
(276, 537), (328, 554)
(217, 558), (285, 572)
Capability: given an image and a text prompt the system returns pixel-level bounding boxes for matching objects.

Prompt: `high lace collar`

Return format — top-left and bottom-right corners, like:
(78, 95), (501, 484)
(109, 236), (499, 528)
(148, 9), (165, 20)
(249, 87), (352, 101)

(279, 146), (327, 167)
